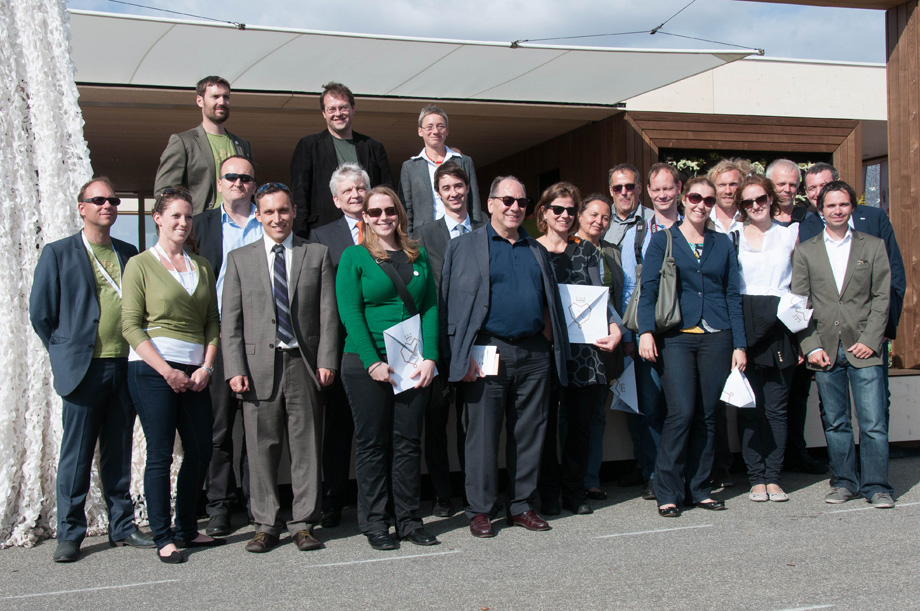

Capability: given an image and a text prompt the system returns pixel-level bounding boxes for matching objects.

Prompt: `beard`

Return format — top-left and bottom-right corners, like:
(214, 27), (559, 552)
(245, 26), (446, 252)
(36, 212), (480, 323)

(205, 105), (230, 124)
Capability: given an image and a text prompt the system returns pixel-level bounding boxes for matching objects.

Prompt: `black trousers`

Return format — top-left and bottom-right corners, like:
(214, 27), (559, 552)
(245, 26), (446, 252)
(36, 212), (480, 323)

(423, 374), (464, 504)
(321, 376), (353, 513)
(206, 347), (250, 517)
(737, 365), (794, 485)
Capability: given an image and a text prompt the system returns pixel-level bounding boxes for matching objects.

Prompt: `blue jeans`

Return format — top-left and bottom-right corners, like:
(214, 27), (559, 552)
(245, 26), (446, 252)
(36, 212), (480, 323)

(814, 345), (891, 498)
(625, 355), (665, 481)
(128, 360), (213, 548)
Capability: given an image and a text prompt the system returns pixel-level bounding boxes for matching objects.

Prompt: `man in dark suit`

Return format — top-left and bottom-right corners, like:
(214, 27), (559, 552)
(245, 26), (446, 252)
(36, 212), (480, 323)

(308, 161), (368, 528)
(792, 180), (894, 508)
(440, 175), (569, 538)
(192, 155), (263, 536)
(290, 82), (393, 238)
(30, 177), (153, 562)
(221, 182), (340, 553)
(413, 162), (484, 517)
(399, 105), (482, 234)
(154, 76), (253, 214)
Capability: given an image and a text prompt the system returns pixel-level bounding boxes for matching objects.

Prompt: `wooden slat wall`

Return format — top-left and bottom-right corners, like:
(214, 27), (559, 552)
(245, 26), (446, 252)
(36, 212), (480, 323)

(887, 1), (920, 368)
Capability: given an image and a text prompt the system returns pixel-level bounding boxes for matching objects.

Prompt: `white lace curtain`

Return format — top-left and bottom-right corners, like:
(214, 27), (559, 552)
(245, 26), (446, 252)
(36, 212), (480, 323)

(0, 0), (94, 547)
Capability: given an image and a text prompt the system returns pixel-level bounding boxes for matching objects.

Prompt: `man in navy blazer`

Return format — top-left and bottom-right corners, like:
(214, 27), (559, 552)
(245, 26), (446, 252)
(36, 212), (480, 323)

(290, 82), (393, 239)
(440, 175), (569, 538)
(29, 177), (153, 562)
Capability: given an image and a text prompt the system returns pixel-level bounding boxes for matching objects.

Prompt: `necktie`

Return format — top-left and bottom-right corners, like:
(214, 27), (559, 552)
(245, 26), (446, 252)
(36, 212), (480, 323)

(457, 224), (469, 236)
(272, 244), (294, 344)
(357, 220), (365, 244)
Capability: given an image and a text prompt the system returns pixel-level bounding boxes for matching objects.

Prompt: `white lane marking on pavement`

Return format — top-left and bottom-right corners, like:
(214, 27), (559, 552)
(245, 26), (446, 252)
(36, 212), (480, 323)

(595, 524), (712, 538)
(826, 500), (920, 514)
(0, 579), (180, 600)
(309, 549), (461, 568)
(773, 605), (834, 610)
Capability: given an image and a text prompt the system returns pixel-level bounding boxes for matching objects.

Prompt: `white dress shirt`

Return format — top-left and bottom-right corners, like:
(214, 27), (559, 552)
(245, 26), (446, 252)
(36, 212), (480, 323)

(262, 233), (298, 349)
(443, 213), (472, 239)
(737, 222), (797, 296)
(411, 146), (461, 220)
(344, 214), (362, 245)
(710, 207), (743, 234)
(823, 227), (853, 295)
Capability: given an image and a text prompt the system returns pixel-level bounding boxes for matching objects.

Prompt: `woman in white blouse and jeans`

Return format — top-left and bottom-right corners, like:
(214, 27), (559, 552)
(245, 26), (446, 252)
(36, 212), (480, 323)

(734, 175), (799, 503)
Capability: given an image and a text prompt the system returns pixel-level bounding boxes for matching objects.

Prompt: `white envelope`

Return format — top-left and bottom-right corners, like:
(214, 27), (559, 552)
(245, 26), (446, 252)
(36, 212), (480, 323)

(558, 283), (609, 344)
(720, 368), (756, 408)
(609, 357), (639, 414)
(383, 314), (437, 395)
(469, 345), (499, 377)
(777, 293), (813, 333)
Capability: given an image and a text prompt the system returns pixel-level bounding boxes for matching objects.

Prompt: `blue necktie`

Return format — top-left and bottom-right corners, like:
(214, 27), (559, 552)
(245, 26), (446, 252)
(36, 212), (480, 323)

(272, 244), (294, 344)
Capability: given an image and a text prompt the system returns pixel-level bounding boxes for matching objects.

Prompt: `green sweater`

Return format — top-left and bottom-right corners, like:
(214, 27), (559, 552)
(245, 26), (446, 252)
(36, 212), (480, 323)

(336, 245), (438, 369)
(122, 250), (220, 350)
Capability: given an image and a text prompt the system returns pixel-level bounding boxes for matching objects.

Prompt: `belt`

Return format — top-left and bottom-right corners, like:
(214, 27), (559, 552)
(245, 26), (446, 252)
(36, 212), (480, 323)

(276, 346), (301, 356)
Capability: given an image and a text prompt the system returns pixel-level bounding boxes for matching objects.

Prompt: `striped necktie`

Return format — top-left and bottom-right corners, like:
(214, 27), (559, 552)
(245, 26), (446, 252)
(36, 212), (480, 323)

(456, 224), (469, 236)
(272, 244), (294, 344)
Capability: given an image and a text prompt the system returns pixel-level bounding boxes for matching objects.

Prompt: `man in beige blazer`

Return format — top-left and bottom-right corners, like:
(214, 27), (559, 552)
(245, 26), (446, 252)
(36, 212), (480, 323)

(791, 180), (893, 509)
(221, 182), (340, 552)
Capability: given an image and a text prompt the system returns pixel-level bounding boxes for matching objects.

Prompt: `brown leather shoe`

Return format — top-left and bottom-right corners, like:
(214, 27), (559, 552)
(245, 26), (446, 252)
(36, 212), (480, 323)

(508, 510), (551, 531)
(245, 532), (279, 553)
(293, 529), (324, 551)
(469, 514), (495, 538)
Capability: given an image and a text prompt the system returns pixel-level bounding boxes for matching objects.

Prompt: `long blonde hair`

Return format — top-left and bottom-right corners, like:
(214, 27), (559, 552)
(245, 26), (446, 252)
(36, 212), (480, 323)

(361, 186), (420, 262)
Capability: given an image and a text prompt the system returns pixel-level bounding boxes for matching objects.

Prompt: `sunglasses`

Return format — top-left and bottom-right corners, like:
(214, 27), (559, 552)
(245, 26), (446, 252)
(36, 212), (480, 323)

(611, 183), (637, 194)
(256, 182), (291, 196)
(221, 173), (255, 184)
(81, 197), (121, 206)
(685, 192), (717, 207)
(740, 194), (770, 208)
(365, 206), (397, 218)
(547, 205), (577, 216)
(490, 196), (530, 208)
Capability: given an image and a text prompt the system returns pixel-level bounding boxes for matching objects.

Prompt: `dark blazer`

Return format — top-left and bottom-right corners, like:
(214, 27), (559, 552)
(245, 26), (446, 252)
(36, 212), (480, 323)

(399, 154), (482, 233)
(742, 294), (797, 370)
(289, 130), (393, 238)
(154, 124), (252, 215)
(221, 237), (340, 398)
(308, 215), (356, 269)
(637, 225), (746, 347)
(192, 207), (224, 277)
(413, 216), (484, 287)
(798, 205), (905, 339)
(792, 230), (890, 369)
(439, 225), (570, 385)
(29, 232), (138, 396)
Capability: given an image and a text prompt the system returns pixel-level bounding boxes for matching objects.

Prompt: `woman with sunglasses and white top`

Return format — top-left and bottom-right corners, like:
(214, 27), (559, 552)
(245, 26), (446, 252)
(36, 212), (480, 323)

(122, 187), (223, 563)
(733, 175), (799, 502)
(638, 177), (746, 517)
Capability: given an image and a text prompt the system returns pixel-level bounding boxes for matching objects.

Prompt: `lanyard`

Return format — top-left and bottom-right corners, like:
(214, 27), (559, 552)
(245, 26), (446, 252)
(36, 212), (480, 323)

(154, 244), (196, 293)
(81, 231), (122, 298)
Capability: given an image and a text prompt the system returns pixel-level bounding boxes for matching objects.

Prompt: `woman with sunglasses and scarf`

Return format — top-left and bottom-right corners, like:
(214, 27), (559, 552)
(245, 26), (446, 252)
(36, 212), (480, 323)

(336, 186), (440, 551)
(733, 175), (799, 503)
(536, 183), (622, 516)
(638, 177), (746, 517)
(122, 187), (223, 563)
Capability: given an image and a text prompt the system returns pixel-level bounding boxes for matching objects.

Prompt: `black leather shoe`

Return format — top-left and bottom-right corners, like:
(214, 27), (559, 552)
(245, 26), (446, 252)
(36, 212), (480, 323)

(53, 540), (80, 563)
(563, 500), (593, 515)
(205, 514), (231, 537)
(641, 481), (657, 501)
(432, 501), (454, 518)
(110, 530), (156, 548)
(585, 489), (607, 501)
(321, 509), (342, 528)
(402, 528), (439, 546)
(696, 500), (727, 511)
(157, 549), (186, 564)
(658, 505), (681, 518)
(366, 531), (398, 551)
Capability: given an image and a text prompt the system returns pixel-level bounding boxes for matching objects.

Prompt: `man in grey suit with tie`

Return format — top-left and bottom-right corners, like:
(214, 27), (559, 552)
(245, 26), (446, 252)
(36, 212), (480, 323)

(400, 105), (482, 234)
(154, 76), (253, 214)
(792, 180), (893, 509)
(221, 182), (340, 553)
(30, 177), (154, 562)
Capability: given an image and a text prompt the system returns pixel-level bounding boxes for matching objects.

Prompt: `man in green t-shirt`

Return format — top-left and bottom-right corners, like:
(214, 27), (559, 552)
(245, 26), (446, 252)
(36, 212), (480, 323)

(30, 177), (154, 562)
(154, 75), (254, 214)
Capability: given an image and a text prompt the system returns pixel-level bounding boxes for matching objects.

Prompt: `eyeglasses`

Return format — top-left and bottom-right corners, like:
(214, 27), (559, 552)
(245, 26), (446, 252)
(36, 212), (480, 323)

(490, 196), (530, 209)
(324, 105), (352, 114)
(81, 197), (121, 206)
(256, 182), (291, 196)
(221, 173), (255, 184)
(685, 192), (717, 207)
(547, 205), (577, 217)
(740, 194), (770, 208)
(365, 206), (397, 218)
(611, 183), (637, 194)
(421, 124), (447, 133)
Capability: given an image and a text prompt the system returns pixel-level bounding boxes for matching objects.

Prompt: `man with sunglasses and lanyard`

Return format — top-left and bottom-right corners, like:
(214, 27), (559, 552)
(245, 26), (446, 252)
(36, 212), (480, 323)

(30, 177), (154, 562)
(604, 163), (654, 248)
(192, 155), (263, 537)
(440, 176), (569, 538)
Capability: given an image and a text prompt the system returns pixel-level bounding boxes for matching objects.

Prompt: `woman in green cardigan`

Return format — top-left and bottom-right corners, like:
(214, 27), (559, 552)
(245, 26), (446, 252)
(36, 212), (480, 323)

(336, 186), (439, 551)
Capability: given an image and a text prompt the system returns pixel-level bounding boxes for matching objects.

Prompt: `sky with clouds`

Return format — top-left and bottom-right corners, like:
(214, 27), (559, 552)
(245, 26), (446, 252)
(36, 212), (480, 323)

(66, 0), (886, 64)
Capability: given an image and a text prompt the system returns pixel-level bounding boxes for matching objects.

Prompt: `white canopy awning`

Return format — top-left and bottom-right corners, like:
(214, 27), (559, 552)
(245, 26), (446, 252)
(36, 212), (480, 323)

(68, 10), (754, 105)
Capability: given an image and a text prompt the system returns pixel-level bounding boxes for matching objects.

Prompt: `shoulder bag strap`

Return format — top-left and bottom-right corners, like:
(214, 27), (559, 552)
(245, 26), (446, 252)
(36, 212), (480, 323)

(373, 255), (418, 317)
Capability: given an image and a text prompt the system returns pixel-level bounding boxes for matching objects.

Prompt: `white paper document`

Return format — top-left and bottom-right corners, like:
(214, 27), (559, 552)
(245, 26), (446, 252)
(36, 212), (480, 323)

(777, 293), (813, 333)
(720, 368), (756, 408)
(609, 357), (639, 414)
(383, 314), (437, 394)
(558, 283), (609, 344)
(469, 345), (499, 376)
